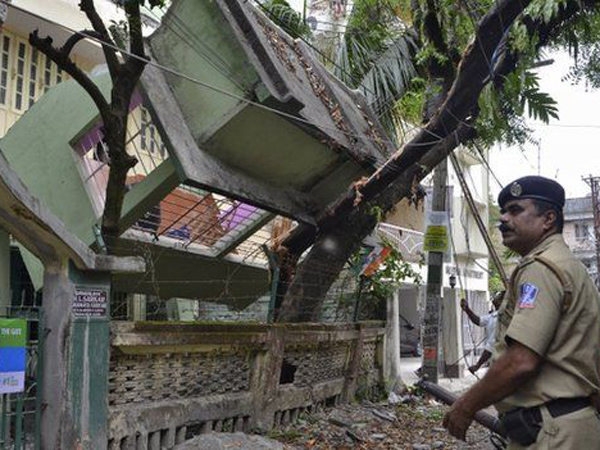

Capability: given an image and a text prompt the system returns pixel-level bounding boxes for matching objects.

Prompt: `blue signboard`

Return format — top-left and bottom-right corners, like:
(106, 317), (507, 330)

(0, 319), (27, 393)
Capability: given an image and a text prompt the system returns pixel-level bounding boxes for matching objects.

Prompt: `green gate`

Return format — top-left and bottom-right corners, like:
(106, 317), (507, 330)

(0, 307), (43, 450)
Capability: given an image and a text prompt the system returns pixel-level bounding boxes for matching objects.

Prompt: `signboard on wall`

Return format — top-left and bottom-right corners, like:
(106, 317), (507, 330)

(73, 288), (108, 318)
(0, 318), (27, 393)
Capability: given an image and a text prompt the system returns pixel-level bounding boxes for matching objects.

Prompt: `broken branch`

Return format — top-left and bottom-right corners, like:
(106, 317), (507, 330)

(79, 0), (121, 78)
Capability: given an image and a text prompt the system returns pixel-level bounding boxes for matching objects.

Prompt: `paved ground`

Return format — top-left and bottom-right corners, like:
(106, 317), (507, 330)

(400, 357), (486, 394)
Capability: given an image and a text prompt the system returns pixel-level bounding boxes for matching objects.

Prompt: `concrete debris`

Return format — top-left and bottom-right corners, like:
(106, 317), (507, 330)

(265, 393), (495, 449)
(412, 444), (431, 450)
(174, 432), (284, 450)
(371, 409), (397, 422)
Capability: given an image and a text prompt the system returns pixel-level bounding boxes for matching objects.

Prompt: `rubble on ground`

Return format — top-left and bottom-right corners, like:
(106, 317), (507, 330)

(268, 392), (500, 449)
(175, 432), (284, 450)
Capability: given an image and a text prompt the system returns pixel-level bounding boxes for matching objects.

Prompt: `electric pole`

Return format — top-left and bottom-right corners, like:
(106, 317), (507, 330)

(422, 160), (448, 383)
(584, 175), (600, 287)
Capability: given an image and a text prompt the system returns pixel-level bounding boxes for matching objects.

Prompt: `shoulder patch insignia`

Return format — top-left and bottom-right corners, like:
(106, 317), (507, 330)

(518, 283), (539, 308)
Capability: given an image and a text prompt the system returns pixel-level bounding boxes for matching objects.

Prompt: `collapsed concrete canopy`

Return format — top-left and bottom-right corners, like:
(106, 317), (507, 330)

(144, 0), (394, 222)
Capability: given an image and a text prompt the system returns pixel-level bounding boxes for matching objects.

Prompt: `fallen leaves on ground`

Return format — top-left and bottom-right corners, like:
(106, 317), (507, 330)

(270, 394), (501, 450)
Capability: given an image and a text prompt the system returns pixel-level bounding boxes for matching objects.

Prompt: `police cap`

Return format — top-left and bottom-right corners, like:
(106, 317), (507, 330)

(498, 176), (565, 209)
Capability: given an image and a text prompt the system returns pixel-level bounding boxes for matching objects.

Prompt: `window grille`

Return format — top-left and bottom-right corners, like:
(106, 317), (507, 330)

(140, 107), (165, 156)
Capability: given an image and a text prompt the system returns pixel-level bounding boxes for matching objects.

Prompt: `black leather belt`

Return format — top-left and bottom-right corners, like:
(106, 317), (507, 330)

(499, 397), (592, 446)
(529, 397), (591, 422)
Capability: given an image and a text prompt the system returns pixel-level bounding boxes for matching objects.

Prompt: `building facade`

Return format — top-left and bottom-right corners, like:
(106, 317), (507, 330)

(563, 196), (597, 282)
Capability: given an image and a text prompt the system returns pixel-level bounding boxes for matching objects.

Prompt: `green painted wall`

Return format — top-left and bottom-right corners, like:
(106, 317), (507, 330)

(148, 0), (259, 141)
(0, 76), (113, 246)
(206, 105), (342, 190)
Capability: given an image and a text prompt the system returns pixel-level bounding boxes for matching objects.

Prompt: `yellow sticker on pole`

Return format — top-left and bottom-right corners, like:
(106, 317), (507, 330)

(424, 211), (448, 253)
(423, 225), (448, 252)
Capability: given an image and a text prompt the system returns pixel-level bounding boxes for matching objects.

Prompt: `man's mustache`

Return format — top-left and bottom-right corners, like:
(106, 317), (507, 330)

(498, 223), (513, 233)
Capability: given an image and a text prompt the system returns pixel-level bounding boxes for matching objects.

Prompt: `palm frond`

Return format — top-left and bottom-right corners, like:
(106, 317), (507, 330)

(360, 31), (419, 113)
(334, 30), (418, 143)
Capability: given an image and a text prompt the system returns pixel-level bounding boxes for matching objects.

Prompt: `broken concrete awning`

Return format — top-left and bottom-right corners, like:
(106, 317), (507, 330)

(144, 0), (395, 223)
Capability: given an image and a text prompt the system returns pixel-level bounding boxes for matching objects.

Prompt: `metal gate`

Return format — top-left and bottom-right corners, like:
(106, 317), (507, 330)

(0, 307), (43, 450)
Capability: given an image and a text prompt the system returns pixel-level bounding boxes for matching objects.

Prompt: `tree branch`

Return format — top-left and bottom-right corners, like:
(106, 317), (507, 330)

(278, 0), (600, 321)
(111, 1), (147, 116)
(492, 0), (592, 88)
(79, 0), (121, 79)
(125, 1), (146, 61)
(422, 0), (454, 79)
(29, 30), (110, 118)
(60, 30), (103, 57)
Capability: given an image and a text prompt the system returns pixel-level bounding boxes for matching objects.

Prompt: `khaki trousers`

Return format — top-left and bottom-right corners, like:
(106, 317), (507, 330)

(507, 406), (600, 449)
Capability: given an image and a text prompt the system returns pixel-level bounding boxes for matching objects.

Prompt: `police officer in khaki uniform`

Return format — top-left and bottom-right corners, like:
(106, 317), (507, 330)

(443, 176), (600, 449)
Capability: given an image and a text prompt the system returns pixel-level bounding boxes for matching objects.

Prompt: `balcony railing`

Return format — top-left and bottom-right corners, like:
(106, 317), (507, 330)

(377, 223), (424, 263)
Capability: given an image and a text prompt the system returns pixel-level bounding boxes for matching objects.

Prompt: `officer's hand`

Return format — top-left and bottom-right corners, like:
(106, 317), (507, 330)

(460, 298), (467, 310)
(443, 398), (474, 441)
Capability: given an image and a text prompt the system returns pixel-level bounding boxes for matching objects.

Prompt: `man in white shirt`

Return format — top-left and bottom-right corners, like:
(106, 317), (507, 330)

(461, 292), (503, 373)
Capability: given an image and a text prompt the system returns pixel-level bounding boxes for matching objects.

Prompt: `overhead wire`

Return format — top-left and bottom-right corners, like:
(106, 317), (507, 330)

(445, 184), (481, 368)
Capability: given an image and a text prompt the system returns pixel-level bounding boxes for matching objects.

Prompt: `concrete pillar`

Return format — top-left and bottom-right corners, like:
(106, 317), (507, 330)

(251, 327), (284, 431)
(384, 290), (403, 392)
(0, 229), (10, 314)
(41, 260), (111, 450)
(130, 293), (147, 321)
(442, 288), (463, 378)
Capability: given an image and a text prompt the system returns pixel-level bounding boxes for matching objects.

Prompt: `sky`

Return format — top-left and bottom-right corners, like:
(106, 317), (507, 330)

(489, 50), (600, 200)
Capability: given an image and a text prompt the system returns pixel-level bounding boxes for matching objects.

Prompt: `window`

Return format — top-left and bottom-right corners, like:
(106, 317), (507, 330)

(43, 55), (52, 93)
(0, 35), (10, 106)
(28, 49), (39, 107)
(575, 222), (592, 240)
(13, 41), (26, 111)
(0, 31), (71, 114)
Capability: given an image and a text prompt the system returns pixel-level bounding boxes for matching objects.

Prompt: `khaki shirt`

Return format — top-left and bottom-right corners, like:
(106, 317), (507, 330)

(494, 234), (600, 413)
